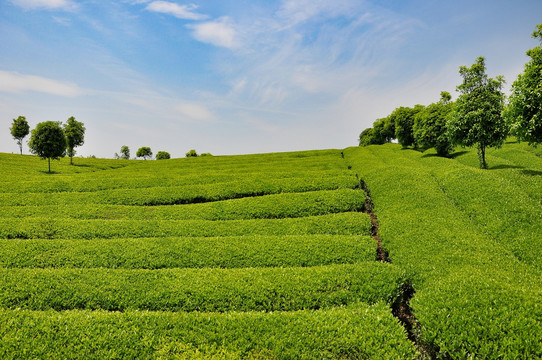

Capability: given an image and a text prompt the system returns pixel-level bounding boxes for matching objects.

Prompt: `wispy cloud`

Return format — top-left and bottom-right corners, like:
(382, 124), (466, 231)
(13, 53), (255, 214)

(10, 0), (77, 11)
(188, 17), (239, 49)
(145, 1), (207, 20)
(175, 102), (215, 121)
(0, 70), (83, 97)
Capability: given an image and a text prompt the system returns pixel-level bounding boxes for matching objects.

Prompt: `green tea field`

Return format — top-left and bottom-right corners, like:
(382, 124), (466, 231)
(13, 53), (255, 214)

(0, 143), (541, 359)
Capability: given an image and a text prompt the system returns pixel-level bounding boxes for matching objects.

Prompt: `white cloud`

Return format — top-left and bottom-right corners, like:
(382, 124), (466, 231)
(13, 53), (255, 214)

(10, 0), (77, 11)
(0, 70), (83, 97)
(175, 102), (215, 121)
(145, 1), (207, 20)
(188, 17), (239, 49)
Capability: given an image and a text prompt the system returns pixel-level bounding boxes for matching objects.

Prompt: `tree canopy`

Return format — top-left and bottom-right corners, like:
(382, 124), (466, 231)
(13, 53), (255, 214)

(447, 56), (508, 169)
(392, 105), (424, 148)
(186, 149), (198, 157)
(120, 146), (130, 160)
(414, 92), (454, 157)
(28, 121), (67, 173)
(63, 116), (85, 165)
(136, 147), (152, 160)
(10, 116), (30, 155)
(506, 24), (542, 145)
(156, 151), (171, 160)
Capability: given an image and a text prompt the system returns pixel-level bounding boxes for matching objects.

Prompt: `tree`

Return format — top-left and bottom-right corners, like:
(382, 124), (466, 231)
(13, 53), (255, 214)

(447, 56), (508, 169)
(358, 128), (376, 146)
(28, 121), (66, 173)
(63, 116), (85, 165)
(392, 105), (425, 148)
(186, 149), (198, 157)
(136, 147), (152, 160)
(120, 145), (130, 160)
(156, 151), (171, 160)
(413, 92), (454, 157)
(505, 24), (542, 145)
(10, 116), (30, 155)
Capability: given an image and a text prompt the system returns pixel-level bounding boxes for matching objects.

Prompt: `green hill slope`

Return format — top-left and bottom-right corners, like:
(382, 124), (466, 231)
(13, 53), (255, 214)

(0, 143), (540, 359)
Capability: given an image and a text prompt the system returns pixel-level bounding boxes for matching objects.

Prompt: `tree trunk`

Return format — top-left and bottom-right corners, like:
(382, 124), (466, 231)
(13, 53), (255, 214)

(70, 155), (73, 165)
(477, 144), (487, 169)
(18, 140), (22, 155)
(48, 158), (51, 173)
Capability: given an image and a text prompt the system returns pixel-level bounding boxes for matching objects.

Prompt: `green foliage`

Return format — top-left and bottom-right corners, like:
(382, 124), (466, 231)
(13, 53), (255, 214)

(28, 121), (67, 173)
(0, 213), (371, 239)
(413, 92), (454, 156)
(200, 152), (212, 156)
(186, 149), (198, 157)
(0, 304), (417, 359)
(63, 116), (85, 165)
(506, 24), (542, 145)
(9, 115), (29, 155)
(136, 146), (152, 160)
(0, 263), (406, 311)
(447, 56), (508, 168)
(155, 151), (170, 160)
(358, 127), (376, 146)
(345, 143), (542, 358)
(372, 116), (395, 144)
(120, 145), (130, 159)
(392, 105), (424, 148)
(0, 235), (376, 269)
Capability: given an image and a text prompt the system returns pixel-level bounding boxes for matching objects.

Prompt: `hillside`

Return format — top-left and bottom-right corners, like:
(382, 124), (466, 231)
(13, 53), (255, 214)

(0, 143), (541, 359)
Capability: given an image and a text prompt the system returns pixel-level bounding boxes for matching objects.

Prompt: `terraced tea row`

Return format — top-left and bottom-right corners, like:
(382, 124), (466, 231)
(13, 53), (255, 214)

(0, 304), (417, 359)
(0, 235), (377, 269)
(0, 189), (364, 220)
(0, 263), (405, 312)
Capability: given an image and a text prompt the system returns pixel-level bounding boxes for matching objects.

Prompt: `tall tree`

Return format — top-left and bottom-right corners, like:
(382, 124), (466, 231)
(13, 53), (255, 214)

(392, 105), (425, 148)
(137, 147), (152, 160)
(414, 92), (454, 157)
(447, 57), (508, 169)
(120, 145), (130, 160)
(63, 116), (85, 165)
(156, 151), (171, 160)
(10, 116), (30, 155)
(505, 24), (542, 145)
(28, 121), (67, 173)
(372, 116), (395, 144)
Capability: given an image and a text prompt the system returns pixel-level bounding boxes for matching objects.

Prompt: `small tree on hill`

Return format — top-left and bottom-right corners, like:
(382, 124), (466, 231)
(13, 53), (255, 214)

(137, 147), (152, 160)
(358, 128), (376, 146)
(63, 116), (85, 165)
(372, 116), (395, 144)
(447, 56), (508, 169)
(186, 149), (198, 157)
(120, 145), (130, 160)
(28, 121), (67, 173)
(156, 151), (171, 160)
(414, 92), (454, 157)
(505, 24), (542, 145)
(10, 116), (30, 155)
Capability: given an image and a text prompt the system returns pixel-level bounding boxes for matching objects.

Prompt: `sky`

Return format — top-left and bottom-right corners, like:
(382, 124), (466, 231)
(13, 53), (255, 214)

(1, 0), (541, 158)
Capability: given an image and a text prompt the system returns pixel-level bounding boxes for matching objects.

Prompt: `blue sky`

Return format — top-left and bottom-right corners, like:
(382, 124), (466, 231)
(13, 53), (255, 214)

(1, 0), (541, 158)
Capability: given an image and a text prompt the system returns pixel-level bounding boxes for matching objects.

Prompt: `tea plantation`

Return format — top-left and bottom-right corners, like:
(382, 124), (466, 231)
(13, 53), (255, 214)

(0, 143), (541, 359)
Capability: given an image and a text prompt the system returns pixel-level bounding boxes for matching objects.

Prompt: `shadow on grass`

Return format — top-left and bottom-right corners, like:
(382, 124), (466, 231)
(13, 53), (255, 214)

(449, 151), (469, 159)
(38, 170), (59, 175)
(72, 163), (92, 168)
(490, 164), (524, 170)
(521, 169), (542, 176)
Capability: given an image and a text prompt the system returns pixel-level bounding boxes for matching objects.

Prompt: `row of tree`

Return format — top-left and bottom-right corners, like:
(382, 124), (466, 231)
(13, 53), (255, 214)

(10, 116), (85, 172)
(359, 24), (542, 169)
(114, 146), (212, 160)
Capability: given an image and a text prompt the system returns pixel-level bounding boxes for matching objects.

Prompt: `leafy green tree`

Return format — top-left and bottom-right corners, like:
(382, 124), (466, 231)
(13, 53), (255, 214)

(136, 147), (152, 160)
(358, 128), (376, 146)
(505, 24), (542, 145)
(28, 121), (67, 173)
(120, 145), (130, 160)
(186, 149), (198, 157)
(447, 56), (508, 169)
(414, 92), (454, 156)
(10, 116), (30, 155)
(63, 116), (85, 165)
(371, 117), (395, 144)
(200, 153), (212, 157)
(392, 105), (425, 148)
(156, 151), (171, 160)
